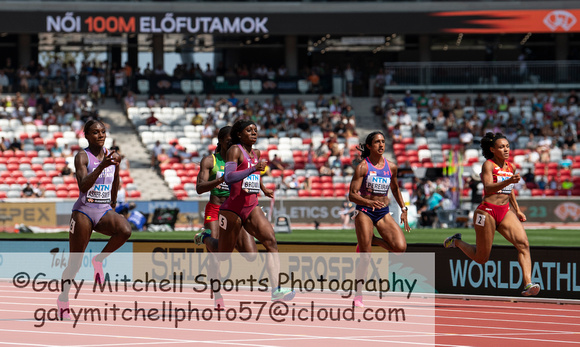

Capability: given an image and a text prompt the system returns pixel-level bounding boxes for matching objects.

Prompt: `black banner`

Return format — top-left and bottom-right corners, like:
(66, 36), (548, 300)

(0, 9), (578, 34)
(408, 244), (580, 299)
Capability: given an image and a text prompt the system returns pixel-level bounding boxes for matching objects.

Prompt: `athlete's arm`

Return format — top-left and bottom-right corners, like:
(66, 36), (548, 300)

(260, 180), (274, 198)
(388, 160), (411, 232)
(75, 150), (117, 193)
(223, 145), (256, 184)
(196, 155), (224, 194)
(508, 164), (526, 222)
(110, 152), (121, 208)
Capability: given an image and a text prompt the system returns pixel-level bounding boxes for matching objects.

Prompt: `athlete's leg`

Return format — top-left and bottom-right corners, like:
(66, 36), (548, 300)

(93, 211), (132, 262)
(353, 212), (374, 306)
(243, 207), (280, 287)
(235, 227), (258, 262)
(496, 211), (533, 286)
(217, 210), (242, 253)
(59, 212), (92, 302)
(374, 213), (407, 253)
(455, 210), (496, 264)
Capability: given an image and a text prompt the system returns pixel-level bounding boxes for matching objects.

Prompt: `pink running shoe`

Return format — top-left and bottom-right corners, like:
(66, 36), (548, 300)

(214, 297), (225, 311)
(355, 244), (360, 253)
(92, 256), (104, 284)
(57, 299), (72, 320)
(353, 295), (364, 308)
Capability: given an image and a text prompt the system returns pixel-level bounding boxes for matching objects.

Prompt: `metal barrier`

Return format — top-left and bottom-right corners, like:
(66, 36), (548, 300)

(383, 61), (580, 91)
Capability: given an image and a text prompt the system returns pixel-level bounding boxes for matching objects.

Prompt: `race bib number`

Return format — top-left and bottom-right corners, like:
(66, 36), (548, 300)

(86, 184), (112, 204)
(219, 214), (227, 229)
(475, 213), (486, 226)
(496, 176), (514, 194)
(366, 175), (390, 195)
(242, 173), (261, 194)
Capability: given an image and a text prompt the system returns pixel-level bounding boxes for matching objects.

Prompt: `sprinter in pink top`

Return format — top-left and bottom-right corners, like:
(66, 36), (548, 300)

(57, 120), (132, 320)
(218, 120), (295, 302)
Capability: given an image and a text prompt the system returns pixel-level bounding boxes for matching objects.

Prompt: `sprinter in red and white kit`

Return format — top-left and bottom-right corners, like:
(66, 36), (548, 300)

(444, 132), (540, 296)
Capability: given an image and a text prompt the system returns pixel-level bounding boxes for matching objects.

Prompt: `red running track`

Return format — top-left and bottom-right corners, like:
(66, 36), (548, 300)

(0, 281), (578, 346)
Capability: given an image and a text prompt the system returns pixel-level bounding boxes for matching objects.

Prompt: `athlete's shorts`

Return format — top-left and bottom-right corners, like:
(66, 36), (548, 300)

(204, 202), (221, 225)
(476, 201), (510, 225)
(72, 205), (111, 229)
(355, 205), (390, 224)
(220, 196), (259, 222)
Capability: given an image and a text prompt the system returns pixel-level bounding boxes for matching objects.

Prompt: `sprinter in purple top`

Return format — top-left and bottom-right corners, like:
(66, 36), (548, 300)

(57, 120), (132, 320)
(348, 131), (411, 308)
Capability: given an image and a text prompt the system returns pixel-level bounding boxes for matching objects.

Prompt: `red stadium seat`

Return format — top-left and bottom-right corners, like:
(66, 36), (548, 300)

(544, 189), (556, 196)
(0, 191), (6, 199)
(28, 177), (40, 185)
(309, 189), (322, 197)
(270, 169), (282, 178)
(43, 157), (55, 164)
(25, 150), (38, 158)
(56, 191), (68, 198)
(16, 177), (27, 184)
(63, 176), (76, 185)
(298, 189), (310, 197)
(531, 189), (544, 196)
(302, 138), (312, 145)
(322, 189), (335, 197)
(174, 190), (188, 200)
(129, 191), (141, 198)
(320, 176), (332, 183)
(13, 150), (25, 158)
(283, 169), (295, 177)
(68, 190), (80, 198)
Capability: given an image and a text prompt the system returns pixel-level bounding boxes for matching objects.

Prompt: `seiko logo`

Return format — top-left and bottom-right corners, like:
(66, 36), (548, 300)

(543, 10), (577, 32)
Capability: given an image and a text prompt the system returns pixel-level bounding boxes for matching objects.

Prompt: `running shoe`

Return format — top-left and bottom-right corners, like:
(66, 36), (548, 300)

(355, 244), (360, 253)
(521, 283), (540, 296)
(443, 233), (462, 248)
(92, 256), (104, 285)
(214, 297), (225, 311)
(194, 229), (211, 246)
(353, 295), (364, 308)
(57, 299), (72, 320)
(271, 287), (296, 301)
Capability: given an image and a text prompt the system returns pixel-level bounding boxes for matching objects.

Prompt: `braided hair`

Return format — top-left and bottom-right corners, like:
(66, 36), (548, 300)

(357, 131), (385, 159)
(480, 132), (507, 160)
(216, 126), (232, 154)
(229, 120), (256, 146)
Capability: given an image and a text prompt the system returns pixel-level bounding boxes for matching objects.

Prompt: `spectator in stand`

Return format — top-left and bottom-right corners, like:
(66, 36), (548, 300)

(307, 70), (321, 93)
(344, 64), (355, 96)
(123, 91), (135, 111)
(563, 134), (577, 152)
(146, 112), (163, 126)
(146, 95), (157, 108)
(269, 154), (285, 171)
(403, 90), (415, 107)
(567, 90), (579, 106)
(21, 182), (35, 198)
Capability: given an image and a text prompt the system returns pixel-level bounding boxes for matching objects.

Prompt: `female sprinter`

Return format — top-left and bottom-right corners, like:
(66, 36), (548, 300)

(218, 119), (295, 301)
(194, 125), (258, 309)
(349, 131), (411, 307)
(57, 120), (132, 319)
(444, 132), (540, 296)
